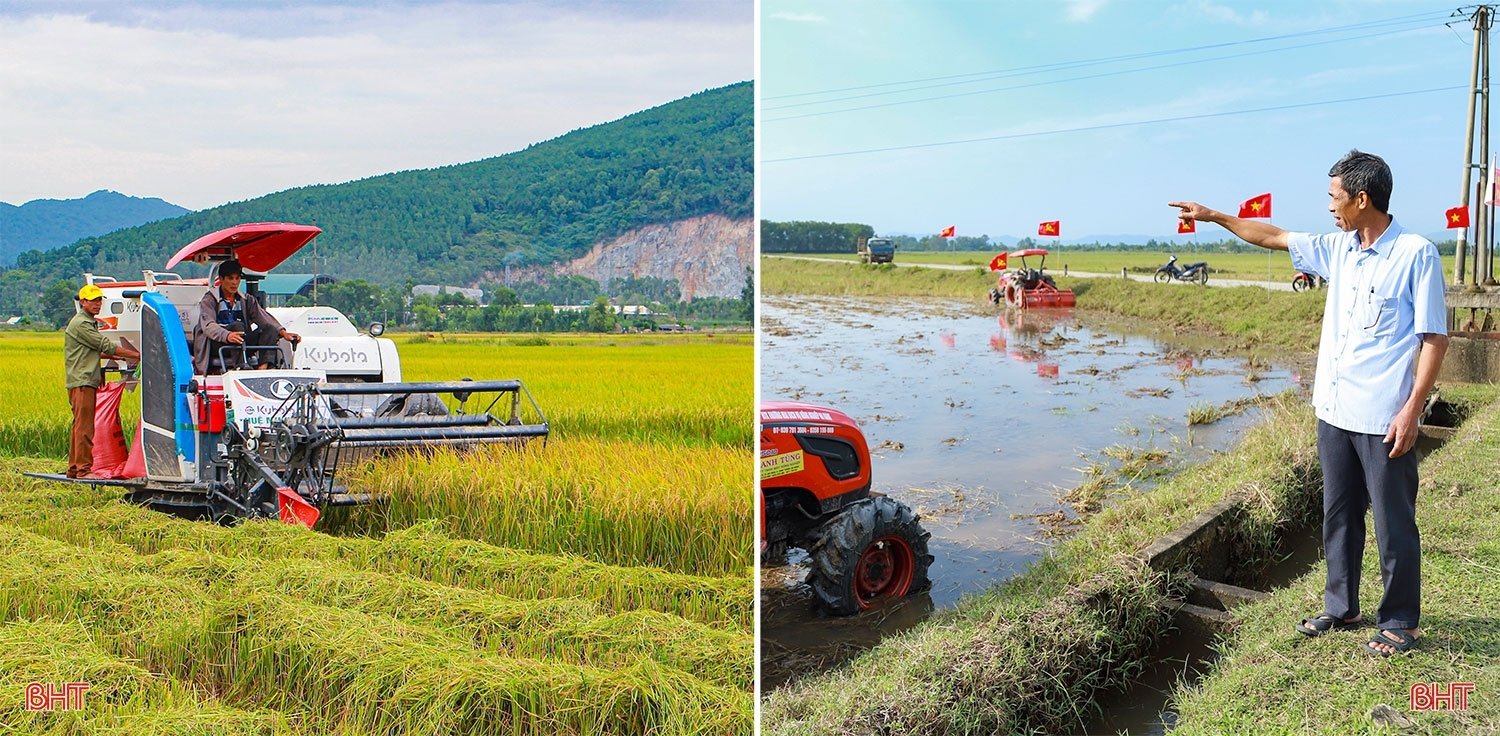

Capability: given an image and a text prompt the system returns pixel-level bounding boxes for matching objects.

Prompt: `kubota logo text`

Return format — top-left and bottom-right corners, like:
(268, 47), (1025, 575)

(302, 346), (370, 364)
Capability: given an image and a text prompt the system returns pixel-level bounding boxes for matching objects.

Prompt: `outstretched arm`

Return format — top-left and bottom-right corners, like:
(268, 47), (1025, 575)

(1169, 201), (1290, 251)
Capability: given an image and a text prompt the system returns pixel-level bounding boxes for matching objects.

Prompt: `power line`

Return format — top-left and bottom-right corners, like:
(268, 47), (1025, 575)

(764, 21), (1445, 121)
(762, 85), (1466, 164)
(765, 9), (1453, 102)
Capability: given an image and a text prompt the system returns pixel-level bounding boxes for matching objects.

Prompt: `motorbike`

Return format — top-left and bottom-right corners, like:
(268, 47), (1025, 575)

(1291, 272), (1327, 292)
(1154, 255), (1209, 285)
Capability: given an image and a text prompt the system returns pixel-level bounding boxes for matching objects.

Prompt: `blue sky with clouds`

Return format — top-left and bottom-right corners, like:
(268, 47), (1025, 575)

(1, 0), (750, 210)
(760, 0), (1480, 242)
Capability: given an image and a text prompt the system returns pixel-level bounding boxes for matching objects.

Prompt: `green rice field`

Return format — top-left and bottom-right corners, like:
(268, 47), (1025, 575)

(0, 331), (752, 735)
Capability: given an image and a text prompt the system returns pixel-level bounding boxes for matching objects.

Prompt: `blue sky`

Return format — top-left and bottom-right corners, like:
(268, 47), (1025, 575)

(0, 1), (750, 209)
(760, 0), (1479, 242)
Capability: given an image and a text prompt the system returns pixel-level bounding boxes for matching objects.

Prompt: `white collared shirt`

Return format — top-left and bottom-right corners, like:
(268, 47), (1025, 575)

(1288, 217), (1448, 434)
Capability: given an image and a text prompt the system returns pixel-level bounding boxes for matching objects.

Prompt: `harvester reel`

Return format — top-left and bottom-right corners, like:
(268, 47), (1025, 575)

(807, 496), (933, 615)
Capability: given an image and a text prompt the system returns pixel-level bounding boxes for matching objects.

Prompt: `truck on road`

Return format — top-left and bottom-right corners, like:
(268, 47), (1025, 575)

(856, 237), (896, 264)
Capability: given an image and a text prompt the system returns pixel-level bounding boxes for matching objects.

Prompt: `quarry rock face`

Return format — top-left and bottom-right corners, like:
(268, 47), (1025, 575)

(555, 215), (752, 300)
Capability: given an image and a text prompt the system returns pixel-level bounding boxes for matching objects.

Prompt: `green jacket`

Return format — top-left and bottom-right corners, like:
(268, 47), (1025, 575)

(64, 311), (118, 389)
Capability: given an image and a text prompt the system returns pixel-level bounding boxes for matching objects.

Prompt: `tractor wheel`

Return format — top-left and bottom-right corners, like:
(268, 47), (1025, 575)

(1195, 268), (1209, 285)
(1005, 284), (1023, 309)
(807, 496), (933, 615)
(1154, 271), (1171, 284)
(1292, 274), (1310, 292)
(988, 287), (1002, 306)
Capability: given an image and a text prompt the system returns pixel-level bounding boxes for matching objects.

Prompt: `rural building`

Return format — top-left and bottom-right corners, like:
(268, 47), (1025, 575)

(255, 273), (338, 306)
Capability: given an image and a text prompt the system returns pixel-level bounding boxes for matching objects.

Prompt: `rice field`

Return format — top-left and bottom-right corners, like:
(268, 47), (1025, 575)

(0, 331), (752, 734)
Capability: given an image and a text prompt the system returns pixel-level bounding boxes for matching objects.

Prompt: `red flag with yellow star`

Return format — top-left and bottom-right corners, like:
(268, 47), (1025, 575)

(1445, 205), (1470, 229)
(1038, 220), (1060, 236)
(939, 225), (955, 238)
(1178, 219), (1196, 234)
(1238, 193), (1272, 219)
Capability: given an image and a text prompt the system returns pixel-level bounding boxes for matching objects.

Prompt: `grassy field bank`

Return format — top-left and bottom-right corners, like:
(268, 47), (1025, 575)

(0, 330), (752, 734)
(1171, 387), (1500, 735)
(792, 249), (1460, 283)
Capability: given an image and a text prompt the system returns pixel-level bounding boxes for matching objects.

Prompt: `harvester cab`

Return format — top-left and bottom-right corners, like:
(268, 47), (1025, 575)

(27, 222), (549, 529)
(760, 401), (933, 615)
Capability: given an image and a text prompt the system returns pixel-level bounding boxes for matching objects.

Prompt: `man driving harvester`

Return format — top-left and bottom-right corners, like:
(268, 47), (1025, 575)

(192, 259), (299, 374)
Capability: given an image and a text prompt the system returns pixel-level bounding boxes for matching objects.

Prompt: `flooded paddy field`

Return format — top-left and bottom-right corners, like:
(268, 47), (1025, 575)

(760, 295), (1303, 688)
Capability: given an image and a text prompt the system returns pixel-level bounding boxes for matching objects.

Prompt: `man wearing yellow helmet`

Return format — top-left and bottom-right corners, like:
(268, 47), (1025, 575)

(64, 283), (140, 479)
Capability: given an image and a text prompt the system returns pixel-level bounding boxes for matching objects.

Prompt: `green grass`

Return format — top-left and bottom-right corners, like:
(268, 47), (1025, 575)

(1171, 385), (1500, 736)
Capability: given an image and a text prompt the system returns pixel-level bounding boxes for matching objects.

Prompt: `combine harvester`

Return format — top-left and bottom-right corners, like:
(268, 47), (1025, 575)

(25, 222), (549, 528)
(987, 248), (1075, 310)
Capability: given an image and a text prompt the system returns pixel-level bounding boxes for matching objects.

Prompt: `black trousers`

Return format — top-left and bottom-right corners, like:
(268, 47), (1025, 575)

(1317, 420), (1421, 630)
(207, 326), (282, 372)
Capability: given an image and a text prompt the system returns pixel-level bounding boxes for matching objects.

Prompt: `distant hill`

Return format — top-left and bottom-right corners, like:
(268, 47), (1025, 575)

(3, 83), (751, 300)
(0, 190), (190, 265)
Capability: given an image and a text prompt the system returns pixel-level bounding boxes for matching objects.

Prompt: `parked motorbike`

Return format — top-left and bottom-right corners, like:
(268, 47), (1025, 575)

(1291, 272), (1327, 292)
(1155, 255), (1209, 285)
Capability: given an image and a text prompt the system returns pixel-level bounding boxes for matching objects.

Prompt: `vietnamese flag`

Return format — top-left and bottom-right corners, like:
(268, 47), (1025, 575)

(1038, 220), (1060, 236)
(988, 252), (1008, 271)
(1445, 205), (1470, 229)
(940, 225), (956, 238)
(1178, 219), (1196, 234)
(1238, 193), (1272, 219)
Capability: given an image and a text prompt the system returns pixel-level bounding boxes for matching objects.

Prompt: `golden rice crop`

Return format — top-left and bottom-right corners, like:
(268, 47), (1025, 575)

(0, 525), (751, 735)
(0, 331), (750, 454)
(0, 618), (297, 735)
(335, 438), (750, 576)
(393, 334), (752, 447)
(0, 324), (752, 733)
(0, 466), (751, 630)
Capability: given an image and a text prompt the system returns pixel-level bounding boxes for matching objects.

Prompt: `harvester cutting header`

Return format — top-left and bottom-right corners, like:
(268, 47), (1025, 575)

(27, 222), (548, 529)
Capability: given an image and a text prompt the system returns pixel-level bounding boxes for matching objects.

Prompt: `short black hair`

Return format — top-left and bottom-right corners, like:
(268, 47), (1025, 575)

(1328, 149), (1392, 213)
(219, 259), (244, 277)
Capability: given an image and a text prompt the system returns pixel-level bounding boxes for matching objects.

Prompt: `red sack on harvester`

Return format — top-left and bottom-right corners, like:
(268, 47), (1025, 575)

(90, 381), (129, 479)
(120, 421), (145, 479)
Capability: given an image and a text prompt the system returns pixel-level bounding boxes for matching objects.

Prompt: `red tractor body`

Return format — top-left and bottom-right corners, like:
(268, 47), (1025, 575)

(761, 401), (932, 614)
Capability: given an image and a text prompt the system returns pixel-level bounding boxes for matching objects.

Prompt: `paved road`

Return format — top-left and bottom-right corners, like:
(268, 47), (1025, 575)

(766, 255), (1297, 292)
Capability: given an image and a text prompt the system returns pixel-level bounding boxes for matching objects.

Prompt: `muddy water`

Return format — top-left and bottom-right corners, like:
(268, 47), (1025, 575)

(760, 295), (1302, 690)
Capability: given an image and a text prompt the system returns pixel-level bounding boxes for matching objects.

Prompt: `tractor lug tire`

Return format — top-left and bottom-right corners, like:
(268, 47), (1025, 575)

(807, 496), (933, 615)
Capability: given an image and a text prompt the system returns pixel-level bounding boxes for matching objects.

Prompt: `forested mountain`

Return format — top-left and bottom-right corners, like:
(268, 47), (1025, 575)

(2, 82), (751, 313)
(0, 190), (189, 265)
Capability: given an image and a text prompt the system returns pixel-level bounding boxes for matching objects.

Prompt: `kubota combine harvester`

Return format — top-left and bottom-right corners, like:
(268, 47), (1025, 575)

(987, 248), (1076, 310)
(25, 223), (548, 528)
(760, 401), (933, 615)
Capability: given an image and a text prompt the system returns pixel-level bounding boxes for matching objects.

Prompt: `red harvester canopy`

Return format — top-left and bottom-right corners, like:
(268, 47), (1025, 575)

(165, 222), (323, 273)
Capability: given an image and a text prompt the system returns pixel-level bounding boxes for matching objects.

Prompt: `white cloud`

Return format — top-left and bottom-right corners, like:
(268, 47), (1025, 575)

(1183, 0), (1269, 26)
(0, 2), (751, 209)
(769, 11), (826, 24)
(1062, 0), (1109, 22)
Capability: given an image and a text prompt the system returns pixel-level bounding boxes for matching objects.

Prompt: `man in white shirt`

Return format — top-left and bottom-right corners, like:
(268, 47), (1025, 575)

(1170, 150), (1448, 657)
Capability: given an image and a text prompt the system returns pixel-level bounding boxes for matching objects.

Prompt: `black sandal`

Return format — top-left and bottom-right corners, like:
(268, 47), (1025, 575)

(1296, 613), (1362, 637)
(1364, 629), (1419, 657)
